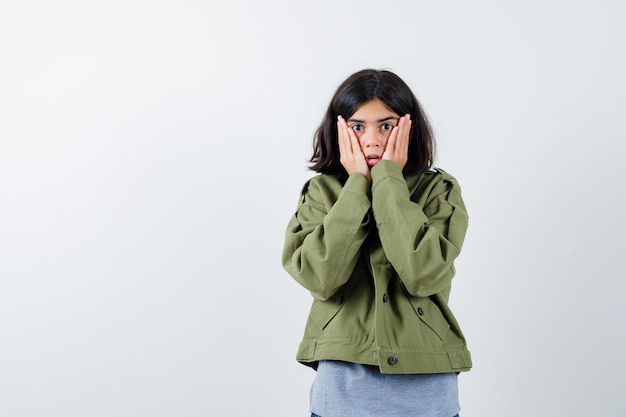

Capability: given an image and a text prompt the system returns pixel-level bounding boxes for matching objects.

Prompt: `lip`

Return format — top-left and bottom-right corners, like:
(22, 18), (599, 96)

(366, 155), (381, 167)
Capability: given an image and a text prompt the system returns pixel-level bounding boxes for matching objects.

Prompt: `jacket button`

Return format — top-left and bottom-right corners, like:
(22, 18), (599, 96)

(382, 293), (389, 303)
(417, 307), (424, 315)
(388, 355), (399, 365)
(334, 295), (343, 304)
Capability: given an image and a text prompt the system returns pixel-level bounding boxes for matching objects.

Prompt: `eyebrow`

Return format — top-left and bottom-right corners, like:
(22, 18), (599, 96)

(348, 116), (399, 123)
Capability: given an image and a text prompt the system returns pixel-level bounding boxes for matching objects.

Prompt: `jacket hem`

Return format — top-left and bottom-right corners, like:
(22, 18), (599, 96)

(297, 339), (472, 374)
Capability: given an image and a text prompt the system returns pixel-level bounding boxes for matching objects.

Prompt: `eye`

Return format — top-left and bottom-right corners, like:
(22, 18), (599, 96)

(381, 123), (394, 131)
(350, 124), (363, 132)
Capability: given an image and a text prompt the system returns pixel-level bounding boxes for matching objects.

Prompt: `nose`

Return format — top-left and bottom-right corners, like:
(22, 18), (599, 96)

(360, 129), (384, 148)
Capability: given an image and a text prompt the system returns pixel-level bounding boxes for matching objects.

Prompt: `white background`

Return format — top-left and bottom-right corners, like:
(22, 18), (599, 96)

(1, 1), (625, 416)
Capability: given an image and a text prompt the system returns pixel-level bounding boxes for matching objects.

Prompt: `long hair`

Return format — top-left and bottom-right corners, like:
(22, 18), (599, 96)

(309, 69), (435, 179)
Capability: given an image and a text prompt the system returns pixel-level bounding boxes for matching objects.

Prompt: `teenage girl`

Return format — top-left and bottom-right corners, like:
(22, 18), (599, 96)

(282, 69), (471, 417)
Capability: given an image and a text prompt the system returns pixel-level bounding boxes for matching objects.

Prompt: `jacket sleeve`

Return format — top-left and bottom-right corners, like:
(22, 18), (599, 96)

(370, 160), (468, 297)
(282, 173), (372, 301)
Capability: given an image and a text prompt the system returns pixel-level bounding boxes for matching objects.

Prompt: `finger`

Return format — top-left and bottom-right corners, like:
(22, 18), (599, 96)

(382, 115), (411, 170)
(346, 123), (361, 157)
(346, 126), (369, 178)
(337, 116), (350, 156)
(344, 123), (367, 166)
(396, 115), (411, 153)
(383, 125), (400, 159)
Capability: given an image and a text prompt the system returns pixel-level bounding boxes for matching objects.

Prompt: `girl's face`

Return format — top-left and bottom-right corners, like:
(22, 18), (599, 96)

(346, 99), (400, 166)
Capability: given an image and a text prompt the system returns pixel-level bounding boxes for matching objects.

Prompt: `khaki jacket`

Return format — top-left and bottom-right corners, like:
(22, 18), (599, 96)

(282, 160), (472, 374)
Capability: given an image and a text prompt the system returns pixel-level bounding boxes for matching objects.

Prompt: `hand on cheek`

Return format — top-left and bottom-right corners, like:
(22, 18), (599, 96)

(382, 114), (411, 170)
(337, 116), (370, 181)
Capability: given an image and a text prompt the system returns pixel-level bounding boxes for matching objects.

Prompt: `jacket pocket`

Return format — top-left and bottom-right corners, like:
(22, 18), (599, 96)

(310, 298), (344, 330)
(310, 264), (365, 330)
(405, 294), (451, 341)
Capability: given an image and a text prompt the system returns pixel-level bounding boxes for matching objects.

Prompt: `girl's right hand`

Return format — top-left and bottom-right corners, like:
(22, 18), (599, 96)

(337, 115), (370, 181)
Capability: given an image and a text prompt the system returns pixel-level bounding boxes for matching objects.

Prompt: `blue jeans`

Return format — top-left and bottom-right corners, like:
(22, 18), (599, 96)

(312, 415), (459, 417)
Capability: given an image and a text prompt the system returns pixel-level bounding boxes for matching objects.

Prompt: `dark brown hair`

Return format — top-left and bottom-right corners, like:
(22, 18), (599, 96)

(309, 69), (435, 179)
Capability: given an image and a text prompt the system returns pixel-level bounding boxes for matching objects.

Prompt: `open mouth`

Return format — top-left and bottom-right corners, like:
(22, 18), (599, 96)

(366, 155), (381, 166)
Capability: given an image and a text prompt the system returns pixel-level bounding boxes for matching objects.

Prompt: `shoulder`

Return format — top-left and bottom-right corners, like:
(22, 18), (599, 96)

(408, 167), (466, 209)
(433, 167), (462, 186)
(304, 174), (343, 195)
(298, 174), (344, 208)
(420, 167), (461, 182)
(409, 167), (462, 191)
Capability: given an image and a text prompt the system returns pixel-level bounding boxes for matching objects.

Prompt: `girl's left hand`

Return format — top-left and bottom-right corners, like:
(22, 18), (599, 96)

(382, 114), (411, 170)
